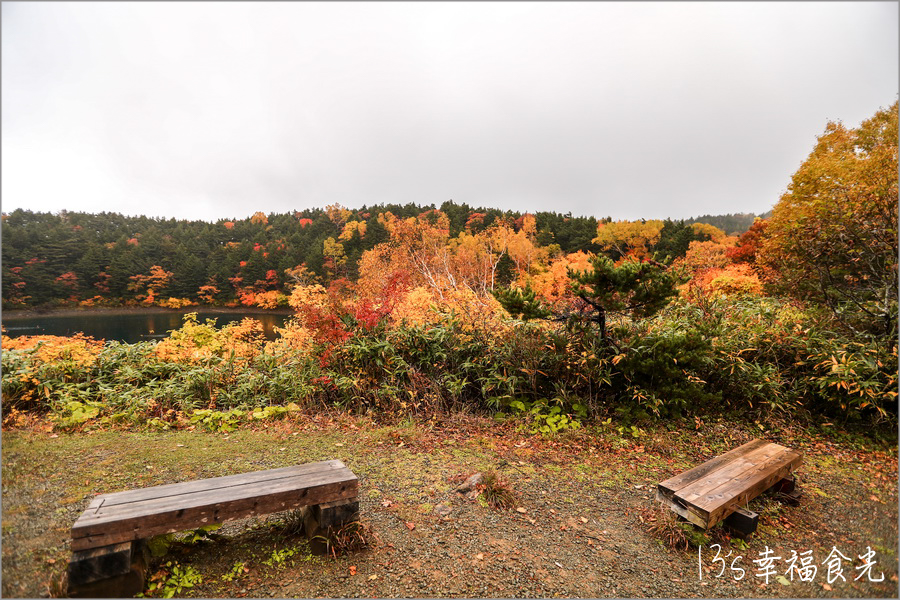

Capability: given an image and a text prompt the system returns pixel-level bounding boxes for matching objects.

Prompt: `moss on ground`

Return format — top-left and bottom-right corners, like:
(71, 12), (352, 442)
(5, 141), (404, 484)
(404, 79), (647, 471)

(1, 416), (897, 598)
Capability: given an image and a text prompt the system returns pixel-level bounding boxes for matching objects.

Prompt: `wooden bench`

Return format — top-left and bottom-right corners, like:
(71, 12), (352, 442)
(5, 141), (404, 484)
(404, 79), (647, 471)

(68, 460), (358, 597)
(656, 439), (802, 533)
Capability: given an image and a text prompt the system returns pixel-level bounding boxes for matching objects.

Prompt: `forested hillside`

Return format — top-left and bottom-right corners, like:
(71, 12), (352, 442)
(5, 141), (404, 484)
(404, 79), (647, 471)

(1, 102), (897, 437)
(1, 202), (758, 310)
(683, 212), (771, 236)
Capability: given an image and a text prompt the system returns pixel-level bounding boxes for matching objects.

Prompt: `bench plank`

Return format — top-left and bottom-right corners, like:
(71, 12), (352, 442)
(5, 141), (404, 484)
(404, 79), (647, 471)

(85, 461), (346, 510)
(704, 455), (800, 527)
(693, 448), (800, 510)
(658, 439), (768, 496)
(676, 443), (789, 504)
(75, 468), (355, 528)
(71, 461), (357, 551)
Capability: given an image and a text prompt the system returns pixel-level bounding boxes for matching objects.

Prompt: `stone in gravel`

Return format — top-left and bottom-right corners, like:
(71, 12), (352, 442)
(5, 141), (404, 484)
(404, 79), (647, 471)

(455, 472), (483, 493)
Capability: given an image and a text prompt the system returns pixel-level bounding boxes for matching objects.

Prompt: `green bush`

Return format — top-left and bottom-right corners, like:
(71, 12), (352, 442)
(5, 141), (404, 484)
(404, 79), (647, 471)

(3, 294), (895, 433)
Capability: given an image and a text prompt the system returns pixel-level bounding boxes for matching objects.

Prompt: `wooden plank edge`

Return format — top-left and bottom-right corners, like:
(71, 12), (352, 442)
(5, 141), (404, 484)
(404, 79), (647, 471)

(70, 484), (358, 551)
(674, 443), (791, 505)
(691, 449), (802, 511)
(72, 471), (358, 527)
(704, 461), (797, 528)
(656, 488), (708, 529)
(95, 461), (351, 507)
(657, 439), (769, 492)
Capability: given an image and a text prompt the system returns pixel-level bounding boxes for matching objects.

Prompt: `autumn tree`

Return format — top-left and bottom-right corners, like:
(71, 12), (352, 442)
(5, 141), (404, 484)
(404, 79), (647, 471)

(449, 221), (514, 295)
(322, 237), (347, 281)
(54, 271), (80, 302)
(726, 218), (768, 266)
(593, 219), (665, 259)
(506, 214), (539, 277)
(759, 101), (898, 336)
(376, 210), (454, 298)
(689, 223), (727, 244)
(127, 265), (174, 305)
(528, 250), (594, 306)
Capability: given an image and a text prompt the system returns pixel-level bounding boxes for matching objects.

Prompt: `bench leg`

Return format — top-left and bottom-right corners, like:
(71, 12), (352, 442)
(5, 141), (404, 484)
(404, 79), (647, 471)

(68, 540), (148, 598)
(723, 507), (759, 537)
(771, 475), (796, 494)
(770, 475), (802, 505)
(304, 498), (360, 555)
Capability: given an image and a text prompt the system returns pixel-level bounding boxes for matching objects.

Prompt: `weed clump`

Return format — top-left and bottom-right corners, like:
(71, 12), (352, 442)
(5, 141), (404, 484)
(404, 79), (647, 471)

(478, 471), (517, 510)
(638, 504), (709, 550)
(315, 520), (377, 558)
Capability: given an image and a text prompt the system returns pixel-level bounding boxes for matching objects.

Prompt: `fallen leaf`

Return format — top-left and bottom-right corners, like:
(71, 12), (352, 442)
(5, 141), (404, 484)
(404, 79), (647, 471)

(368, 575), (378, 581)
(348, 566), (357, 576)
(516, 507), (527, 514)
(776, 576), (790, 586)
(405, 522), (415, 530)
(475, 553), (484, 560)
(381, 500), (393, 507)
(580, 517), (589, 523)
(46, 558), (56, 565)
(335, 443), (344, 447)
(822, 583), (832, 591)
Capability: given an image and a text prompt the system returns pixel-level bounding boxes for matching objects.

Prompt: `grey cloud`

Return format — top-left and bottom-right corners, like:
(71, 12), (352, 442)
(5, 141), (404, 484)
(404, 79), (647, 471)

(2, 2), (897, 222)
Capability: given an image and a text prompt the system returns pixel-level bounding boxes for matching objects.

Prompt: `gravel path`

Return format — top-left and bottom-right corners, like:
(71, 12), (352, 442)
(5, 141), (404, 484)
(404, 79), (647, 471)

(2, 415), (897, 598)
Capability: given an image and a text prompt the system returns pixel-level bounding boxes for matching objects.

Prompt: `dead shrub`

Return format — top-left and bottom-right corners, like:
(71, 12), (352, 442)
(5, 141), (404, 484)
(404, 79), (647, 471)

(638, 504), (709, 550)
(315, 520), (378, 558)
(478, 471), (517, 510)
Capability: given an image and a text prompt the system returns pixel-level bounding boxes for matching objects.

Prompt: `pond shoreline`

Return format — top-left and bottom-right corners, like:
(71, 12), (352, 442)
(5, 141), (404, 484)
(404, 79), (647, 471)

(2, 306), (294, 321)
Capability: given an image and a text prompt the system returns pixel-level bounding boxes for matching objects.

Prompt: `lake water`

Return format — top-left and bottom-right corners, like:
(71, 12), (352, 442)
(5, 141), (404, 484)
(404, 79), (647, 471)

(1, 309), (293, 343)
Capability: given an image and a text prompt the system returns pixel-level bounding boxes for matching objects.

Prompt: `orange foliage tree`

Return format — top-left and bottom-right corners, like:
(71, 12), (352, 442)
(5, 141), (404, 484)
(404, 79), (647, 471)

(527, 251), (594, 307)
(592, 219), (665, 259)
(127, 265), (173, 305)
(759, 102), (898, 336)
(726, 218), (768, 266)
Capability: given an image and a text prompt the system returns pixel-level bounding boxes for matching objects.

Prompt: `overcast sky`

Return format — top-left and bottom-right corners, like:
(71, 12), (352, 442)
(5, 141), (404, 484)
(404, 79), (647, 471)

(2, 2), (897, 223)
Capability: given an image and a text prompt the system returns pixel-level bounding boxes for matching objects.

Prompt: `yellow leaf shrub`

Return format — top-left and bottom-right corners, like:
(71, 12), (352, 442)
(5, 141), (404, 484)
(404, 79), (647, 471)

(160, 297), (196, 309)
(529, 251), (594, 305)
(264, 320), (315, 356)
(2, 333), (103, 367)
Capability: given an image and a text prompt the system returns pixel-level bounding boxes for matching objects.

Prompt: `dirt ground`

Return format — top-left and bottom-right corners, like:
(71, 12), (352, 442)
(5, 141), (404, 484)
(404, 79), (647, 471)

(2, 414), (897, 598)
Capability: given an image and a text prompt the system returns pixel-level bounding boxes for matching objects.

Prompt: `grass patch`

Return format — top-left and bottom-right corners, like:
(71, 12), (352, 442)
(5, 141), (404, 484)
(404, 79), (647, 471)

(477, 471), (517, 510)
